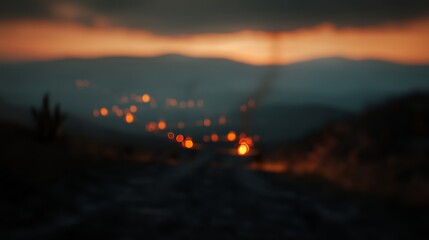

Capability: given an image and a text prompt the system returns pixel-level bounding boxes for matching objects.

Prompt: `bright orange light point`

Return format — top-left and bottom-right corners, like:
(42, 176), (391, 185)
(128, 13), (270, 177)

(142, 94), (150, 103)
(239, 137), (254, 147)
(203, 118), (211, 127)
(210, 133), (219, 142)
(237, 142), (250, 156)
(146, 122), (157, 132)
(183, 137), (194, 149)
(227, 131), (237, 142)
(125, 113), (134, 124)
(175, 134), (184, 143)
(158, 120), (167, 130)
(129, 105), (137, 113)
(100, 107), (108, 116)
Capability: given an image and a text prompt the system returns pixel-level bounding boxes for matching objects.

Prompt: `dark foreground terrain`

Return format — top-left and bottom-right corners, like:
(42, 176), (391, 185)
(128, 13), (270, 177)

(0, 121), (428, 240)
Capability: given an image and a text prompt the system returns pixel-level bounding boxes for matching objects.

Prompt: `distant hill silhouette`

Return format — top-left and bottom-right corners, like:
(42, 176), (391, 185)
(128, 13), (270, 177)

(275, 92), (429, 205)
(1, 55), (428, 115)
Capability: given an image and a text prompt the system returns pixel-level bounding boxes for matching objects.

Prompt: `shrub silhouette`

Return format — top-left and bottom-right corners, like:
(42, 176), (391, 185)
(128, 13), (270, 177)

(31, 93), (66, 142)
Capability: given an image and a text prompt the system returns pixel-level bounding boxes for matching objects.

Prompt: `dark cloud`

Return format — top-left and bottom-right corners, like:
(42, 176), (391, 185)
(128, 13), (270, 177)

(1, 0), (429, 34)
(0, 0), (51, 19)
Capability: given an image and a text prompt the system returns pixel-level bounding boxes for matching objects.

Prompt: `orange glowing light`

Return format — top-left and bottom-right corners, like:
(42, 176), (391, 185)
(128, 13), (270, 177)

(158, 120), (167, 130)
(237, 142), (250, 156)
(183, 137), (194, 149)
(219, 115), (227, 125)
(125, 113), (134, 124)
(248, 162), (287, 173)
(146, 122), (157, 132)
(177, 122), (185, 129)
(2, 19), (429, 66)
(129, 105), (137, 113)
(100, 107), (108, 116)
(167, 132), (175, 140)
(210, 133), (219, 142)
(227, 131), (237, 142)
(240, 105), (247, 112)
(203, 118), (211, 127)
(239, 137), (254, 147)
(175, 134), (184, 143)
(142, 94), (150, 103)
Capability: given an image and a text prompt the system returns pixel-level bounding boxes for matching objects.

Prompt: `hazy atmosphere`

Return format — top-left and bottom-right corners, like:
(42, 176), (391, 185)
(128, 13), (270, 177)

(1, 1), (429, 239)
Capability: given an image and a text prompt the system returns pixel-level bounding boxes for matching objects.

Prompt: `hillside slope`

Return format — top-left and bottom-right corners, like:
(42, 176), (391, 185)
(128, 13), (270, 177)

(271, 92), (429, 204)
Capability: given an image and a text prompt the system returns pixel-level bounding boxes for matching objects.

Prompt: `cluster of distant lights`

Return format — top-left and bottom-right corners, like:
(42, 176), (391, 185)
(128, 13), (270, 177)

(90, 91), (258, 156)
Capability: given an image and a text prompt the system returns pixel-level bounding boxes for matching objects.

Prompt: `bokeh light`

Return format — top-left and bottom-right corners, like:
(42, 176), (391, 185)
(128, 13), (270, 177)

(167, 132), (175, 140)
(141, 94), (151, 103)
(100, 107), (108, 116)
(227, 131), (237, 142)
(237, 142), (250, 156)
(125, 113), (134, 124)
(175, 134), (184, 143)
(203, 118), (211, 127)
(183, 137), (194, 149)
(129, 105), (137, 113)
(146, 122), (157, 132)
(158, 120), (167, 130)
(210, 133), (219, 142)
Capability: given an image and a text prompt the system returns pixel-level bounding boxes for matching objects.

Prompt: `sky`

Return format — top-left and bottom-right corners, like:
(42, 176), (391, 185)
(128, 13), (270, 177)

(0, 0), (428, 65)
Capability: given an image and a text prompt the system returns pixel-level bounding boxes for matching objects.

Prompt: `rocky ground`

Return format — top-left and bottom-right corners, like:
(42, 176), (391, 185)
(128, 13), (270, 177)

(1, 149), (428, 240)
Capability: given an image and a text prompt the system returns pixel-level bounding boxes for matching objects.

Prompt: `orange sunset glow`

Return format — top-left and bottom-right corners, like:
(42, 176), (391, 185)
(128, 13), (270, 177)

(0, 19), (429, 65)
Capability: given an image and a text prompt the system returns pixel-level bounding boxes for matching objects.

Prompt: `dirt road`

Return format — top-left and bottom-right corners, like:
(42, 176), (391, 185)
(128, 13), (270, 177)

(2, 152), (427, 239)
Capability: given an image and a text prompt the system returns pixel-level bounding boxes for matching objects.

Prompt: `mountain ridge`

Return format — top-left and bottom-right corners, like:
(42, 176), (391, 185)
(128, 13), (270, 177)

(2, 54), (429, 68)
